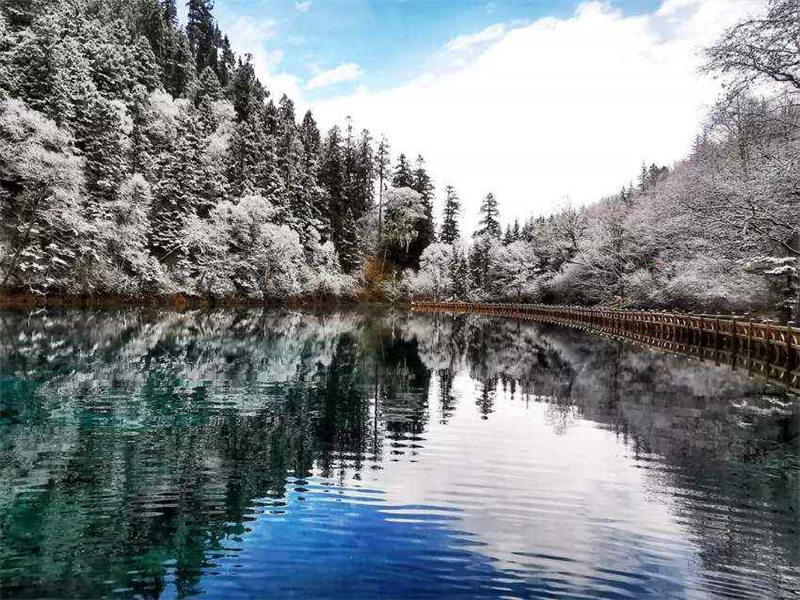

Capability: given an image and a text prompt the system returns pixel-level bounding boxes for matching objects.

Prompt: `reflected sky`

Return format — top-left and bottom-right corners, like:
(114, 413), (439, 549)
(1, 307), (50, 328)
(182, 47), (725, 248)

(0, 308), (797, 599)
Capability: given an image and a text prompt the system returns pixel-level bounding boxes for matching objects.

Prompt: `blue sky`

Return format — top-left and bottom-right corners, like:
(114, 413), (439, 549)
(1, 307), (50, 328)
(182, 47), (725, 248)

(209, 0), (757, 232)
(214, 0), (660, 101)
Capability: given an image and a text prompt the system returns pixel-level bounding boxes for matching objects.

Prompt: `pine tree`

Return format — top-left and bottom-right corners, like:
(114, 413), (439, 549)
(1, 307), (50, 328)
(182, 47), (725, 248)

(163, 30), (196, 99)
(227, 111), (282, 201)
(187, 0), (218, 76)
(132, 35), (162, 93)
(391, 153), (414, 188)
(440, 185), (461, 245)
(78, 95), (129, 218)
(412, 154), (435, 246)
(217, 34), (235, 87)
(162, 0), (177, 26)
(337, 207), (362, 274)
(502, 224), (513, 245)
(299, 110), (321, 161)
(375, 135), (390, 239)
(352, 128), (375, 217)
(474, 192), (501, 239)
(228, 55), (265, 122)
(151, 110), (222, 261)
(195, 65), (222, 107)
(638, 160), (648, 193)
(320, 125), (349, 256)
(451, 246), (469, 298)
(129, 86), (157, 178)
(296, 110), (327, 242)
(407, 154), (435, 266)
(502, 219), (520, 245)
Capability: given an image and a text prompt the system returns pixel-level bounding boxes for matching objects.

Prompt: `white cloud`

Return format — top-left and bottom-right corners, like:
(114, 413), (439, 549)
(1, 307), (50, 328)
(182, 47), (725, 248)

(445, 23), (506, 54)
(295, 0), (313, 13)
(306, 62), (363, 90)
(309, 0), (760, 234)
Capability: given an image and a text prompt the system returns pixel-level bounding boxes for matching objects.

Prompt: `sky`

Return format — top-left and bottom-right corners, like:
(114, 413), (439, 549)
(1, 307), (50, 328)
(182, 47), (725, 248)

(211, 0), (761, 233)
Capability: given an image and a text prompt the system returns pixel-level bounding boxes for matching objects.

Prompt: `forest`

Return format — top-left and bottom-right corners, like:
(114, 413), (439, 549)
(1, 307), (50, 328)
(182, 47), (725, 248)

(0, 0), (798, 318)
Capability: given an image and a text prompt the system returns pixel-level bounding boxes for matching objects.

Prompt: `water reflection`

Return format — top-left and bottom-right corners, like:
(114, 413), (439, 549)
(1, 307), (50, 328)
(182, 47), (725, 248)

(0, 308), (797, 598)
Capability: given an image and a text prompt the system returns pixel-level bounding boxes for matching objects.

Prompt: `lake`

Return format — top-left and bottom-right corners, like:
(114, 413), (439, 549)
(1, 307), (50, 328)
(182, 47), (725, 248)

(0, 307), (798, 598)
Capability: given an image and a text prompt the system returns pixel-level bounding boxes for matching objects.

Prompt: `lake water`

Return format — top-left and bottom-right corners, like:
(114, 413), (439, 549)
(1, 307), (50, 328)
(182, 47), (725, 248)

(1, 307), (798, 599)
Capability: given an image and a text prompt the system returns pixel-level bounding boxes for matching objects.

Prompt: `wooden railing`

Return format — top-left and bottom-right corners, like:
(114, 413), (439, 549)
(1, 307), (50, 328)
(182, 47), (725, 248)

(411, 301), (800, 395)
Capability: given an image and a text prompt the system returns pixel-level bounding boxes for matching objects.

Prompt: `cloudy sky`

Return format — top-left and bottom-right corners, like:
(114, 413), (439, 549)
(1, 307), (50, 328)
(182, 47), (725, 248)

(213, 0), (759, 233)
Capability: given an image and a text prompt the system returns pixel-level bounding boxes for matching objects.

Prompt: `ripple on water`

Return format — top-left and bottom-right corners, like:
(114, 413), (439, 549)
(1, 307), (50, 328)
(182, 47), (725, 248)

(1, 308), (798, 599)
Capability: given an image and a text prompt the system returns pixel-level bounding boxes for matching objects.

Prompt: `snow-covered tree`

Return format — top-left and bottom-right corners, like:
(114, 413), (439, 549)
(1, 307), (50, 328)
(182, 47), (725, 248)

(0, 99), (93, 293)
(181, 194), (304, 300)
(405, 242), (454, 300)
(474, 192), (501, 239)
(440, 185), (461, 245)
(382, 186), (426, 266)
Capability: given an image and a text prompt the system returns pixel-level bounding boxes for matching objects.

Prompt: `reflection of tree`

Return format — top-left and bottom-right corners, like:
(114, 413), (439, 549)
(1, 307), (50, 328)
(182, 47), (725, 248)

(437, 368), (457, 423)
(418, 312), (799, 593)
(475, 377), (497, 420)
(0, 308), (432, 597)
(0, 308), (797, 598)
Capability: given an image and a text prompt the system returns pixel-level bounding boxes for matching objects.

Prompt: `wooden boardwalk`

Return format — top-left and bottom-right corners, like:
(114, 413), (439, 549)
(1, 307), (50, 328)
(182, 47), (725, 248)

(411, 301), (800, 395)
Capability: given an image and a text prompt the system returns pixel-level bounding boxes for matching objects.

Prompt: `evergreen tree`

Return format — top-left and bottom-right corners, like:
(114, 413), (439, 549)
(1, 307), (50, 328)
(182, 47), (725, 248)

(412, 154), (435, 246)
(296, 110), (327, 242)
(502, 219), (520, 245)
(474, 192), (501, 239)
(391, 153), (414, 188)
(162, 0), (177, 26)
(217, 34), (235, 86)
(320, 125), (349, 257)
(151, 114), (210, 258)
(375, 135), (390, 239)
(163, 30), (196, 99)
(451, 246), (469, 298)
(78, 95), (129, 217)
(227, 110), (282, 201)
(440, 185), (461, 245)
(129, 86), (157, 178)
(503, 224), (513, 245)
(351, 128), (375, 217)
(186, 0), (218, 76)
(228, 54), (265, 122)
(337, 207), (362, 273)
(407, 154), (435, 266)
(195, 65), (221, 107)
(299, 110), (321, 161)
(132, 35), (162, 93)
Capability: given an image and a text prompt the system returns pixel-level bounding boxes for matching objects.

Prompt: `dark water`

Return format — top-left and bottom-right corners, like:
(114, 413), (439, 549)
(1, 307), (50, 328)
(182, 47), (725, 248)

(0, 308), (798, 599)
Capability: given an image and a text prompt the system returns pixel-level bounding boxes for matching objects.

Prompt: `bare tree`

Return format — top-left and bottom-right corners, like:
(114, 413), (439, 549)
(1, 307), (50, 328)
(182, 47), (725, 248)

(703, 0), (800, 100)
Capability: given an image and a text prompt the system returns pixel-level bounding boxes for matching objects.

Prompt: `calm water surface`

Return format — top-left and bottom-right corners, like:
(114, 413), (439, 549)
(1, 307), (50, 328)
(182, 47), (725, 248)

(0, 308), (798, 599)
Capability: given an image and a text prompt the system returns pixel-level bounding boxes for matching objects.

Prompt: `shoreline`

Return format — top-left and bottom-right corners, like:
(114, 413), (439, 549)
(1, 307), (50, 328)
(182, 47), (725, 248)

(0, 292), (367, 311)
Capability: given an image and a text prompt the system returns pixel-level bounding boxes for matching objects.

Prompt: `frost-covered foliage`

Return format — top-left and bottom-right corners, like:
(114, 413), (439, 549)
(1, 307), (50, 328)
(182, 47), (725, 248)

(180, 195), (305, 300)
(404, 243), (454, 300)
(0, 99), (94, 294)
(405, 0), (800, 318)
(381, 187), (427, 262)
(0, 0), (434, 301)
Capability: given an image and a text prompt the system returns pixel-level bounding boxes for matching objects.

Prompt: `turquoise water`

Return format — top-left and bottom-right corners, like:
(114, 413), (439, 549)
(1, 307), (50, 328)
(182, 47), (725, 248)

(0, 308), (798, 598)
